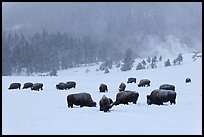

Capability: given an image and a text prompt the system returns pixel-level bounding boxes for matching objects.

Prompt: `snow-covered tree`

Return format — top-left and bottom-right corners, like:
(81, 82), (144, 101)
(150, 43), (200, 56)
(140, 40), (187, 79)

(165, 59), (171, 67)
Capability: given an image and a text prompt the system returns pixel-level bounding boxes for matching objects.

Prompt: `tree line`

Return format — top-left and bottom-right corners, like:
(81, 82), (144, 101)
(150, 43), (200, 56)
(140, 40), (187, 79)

(2, 29), (123, 76)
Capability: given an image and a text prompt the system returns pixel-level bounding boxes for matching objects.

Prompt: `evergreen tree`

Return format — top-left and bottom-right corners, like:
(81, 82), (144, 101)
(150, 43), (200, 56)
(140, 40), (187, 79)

(177, 53), (183, 65)
(159, 55), (162, 61)
(165, 59), (171, 67)
(120, 48), (134, 71)
(173, 59), (177, 65)
(142, 59), (146, 66)
(147, 56), (151, 63)
(136, 63), (144, 70)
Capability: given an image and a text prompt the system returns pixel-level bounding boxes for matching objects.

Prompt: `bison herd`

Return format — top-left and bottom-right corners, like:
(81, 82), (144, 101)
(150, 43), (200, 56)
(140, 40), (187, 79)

(8, 77), (192, 113)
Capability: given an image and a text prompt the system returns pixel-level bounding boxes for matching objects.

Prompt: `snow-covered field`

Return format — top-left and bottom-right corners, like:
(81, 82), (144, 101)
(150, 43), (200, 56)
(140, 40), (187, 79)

(2, 52), (202, 135)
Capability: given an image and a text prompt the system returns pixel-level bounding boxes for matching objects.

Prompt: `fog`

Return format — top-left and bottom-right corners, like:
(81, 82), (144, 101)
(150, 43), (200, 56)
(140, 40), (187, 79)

(2, 2), (202, 56)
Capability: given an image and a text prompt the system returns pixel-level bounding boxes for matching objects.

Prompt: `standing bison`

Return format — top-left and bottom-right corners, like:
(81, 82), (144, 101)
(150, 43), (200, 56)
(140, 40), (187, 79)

(159, 84), (175, 91)
(147, 89), (177, 105)
(8, 83), (21, 90)
(66, 81), (76, 89)
(67, 92), (96, 108)
(138, 79), (151, 87)
(31, 83), (43, 91)
(99, 83), (108, 92)
(56, 82), (68, 90)
(22, 82), (33, 89)
(127, 77), (136, 83)
(111, 90), (139, 107)
(185, 78), (191, 83)
(99, 95), (113, 112)
(118, 82), (126, 91)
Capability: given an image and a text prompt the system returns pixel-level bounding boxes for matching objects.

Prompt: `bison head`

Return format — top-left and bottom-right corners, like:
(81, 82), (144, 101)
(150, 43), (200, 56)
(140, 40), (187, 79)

(90, 102), (97, 107)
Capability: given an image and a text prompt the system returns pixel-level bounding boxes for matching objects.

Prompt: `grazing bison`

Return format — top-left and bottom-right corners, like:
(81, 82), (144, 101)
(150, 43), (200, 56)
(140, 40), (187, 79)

(66, 81), (76, 89)
(147, 89), (177, 105)
(138, 79), (150, 87)
(159, 84), (175, 91)
(22, 82), (33, 89)
(185, 78), (191, 83)
(99, 83), (108, 92)
(118, 82), (126, 91)
(99, 95), (113, 112)
(111, 90), (139, 107)
(127, 77), (136, 83)
(31, 83), (43, 91)
(8, 83), (21, 90)
(56, 82), (68, 90)
(67, 92), (96, 108)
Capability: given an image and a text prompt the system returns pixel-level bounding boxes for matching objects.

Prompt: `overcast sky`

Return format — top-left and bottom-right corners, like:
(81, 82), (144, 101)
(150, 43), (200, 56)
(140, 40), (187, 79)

(2, 2), (202, 54)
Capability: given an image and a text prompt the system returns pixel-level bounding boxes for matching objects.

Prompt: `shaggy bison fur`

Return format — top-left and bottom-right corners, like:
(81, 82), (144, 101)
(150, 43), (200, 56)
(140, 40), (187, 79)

(99, 83), (108, 92)
(66, 81), (76, 89)
(159, 84), (175, 91)
(31, 83), (43, 91)
(56, 82), (68, 90)
(127, 77), (136, 83)
(8, 83), (21, 90)
(118, 82), (126, 91)
(67, 92), (96, 108)
(147, 89), (177, 105)
(22, 82), (33, 89)
(185, 78), (191, 83)
(111, 90), (139, 107)
(138, 79), (150, 87)
(99, 95), (113, 112)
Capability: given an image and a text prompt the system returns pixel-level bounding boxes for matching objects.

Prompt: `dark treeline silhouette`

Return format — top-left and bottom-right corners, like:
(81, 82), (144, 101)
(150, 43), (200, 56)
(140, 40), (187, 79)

(2, 29), (122, 76)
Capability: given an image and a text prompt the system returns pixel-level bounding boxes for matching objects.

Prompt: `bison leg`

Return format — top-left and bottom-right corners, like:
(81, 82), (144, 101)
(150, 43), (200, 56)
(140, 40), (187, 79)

(100, 107), (103, 111)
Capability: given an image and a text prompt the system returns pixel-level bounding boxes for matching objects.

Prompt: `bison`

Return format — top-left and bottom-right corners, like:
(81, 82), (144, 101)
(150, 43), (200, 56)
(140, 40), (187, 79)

(31, 83), (43, 91)
(99, 95), (113, 112)
(159, 84), (175, 91)
(99, 83), (108, 92)
(118, 82), (126, 91)
(185, 78), (191, 83)
(110, 90), (139, 107)
(66, 81), (76, 89)
(56, 82), (68, 90)
(22, 82), (33, 89)
(8, 83), (21, 90)
(138, 79), (150, 87)
(67, 92), (96, 108)
(127, 77), (136, 83)
(147, 89), (177, 105)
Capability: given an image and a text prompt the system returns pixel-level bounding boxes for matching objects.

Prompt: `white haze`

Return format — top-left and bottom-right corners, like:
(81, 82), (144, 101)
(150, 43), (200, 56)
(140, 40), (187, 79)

(2, 2), (202, 56)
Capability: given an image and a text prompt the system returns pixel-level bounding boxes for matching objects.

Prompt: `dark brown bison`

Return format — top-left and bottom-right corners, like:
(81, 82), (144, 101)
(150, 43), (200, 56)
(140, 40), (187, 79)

(22, 82), (33, 89)
(111, 90), (139, 107)
(56, 82), (68, 90)
(138, 79), (150, 87)
(31, 83), (43, 91)
(147, 89), (177, 105)
(8, 83), (21, 90)
(66, 81), (76, 89)
(127, 77), (136, 83)
(118, 82), (126, 91)
(99, 83), (108, 92)
(99, 95), (113, 112)
(67, 92), (96, 108)
(185, 78), (191, 83)
(159, 84), (175, 91)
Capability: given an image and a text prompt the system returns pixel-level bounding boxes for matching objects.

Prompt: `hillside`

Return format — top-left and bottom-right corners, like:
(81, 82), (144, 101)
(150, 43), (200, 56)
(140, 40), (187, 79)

(2, 52), (202, 135)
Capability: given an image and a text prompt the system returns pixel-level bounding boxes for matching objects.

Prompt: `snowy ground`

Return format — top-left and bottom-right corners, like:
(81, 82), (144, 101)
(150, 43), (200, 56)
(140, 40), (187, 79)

(2, 52), (202, 135)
